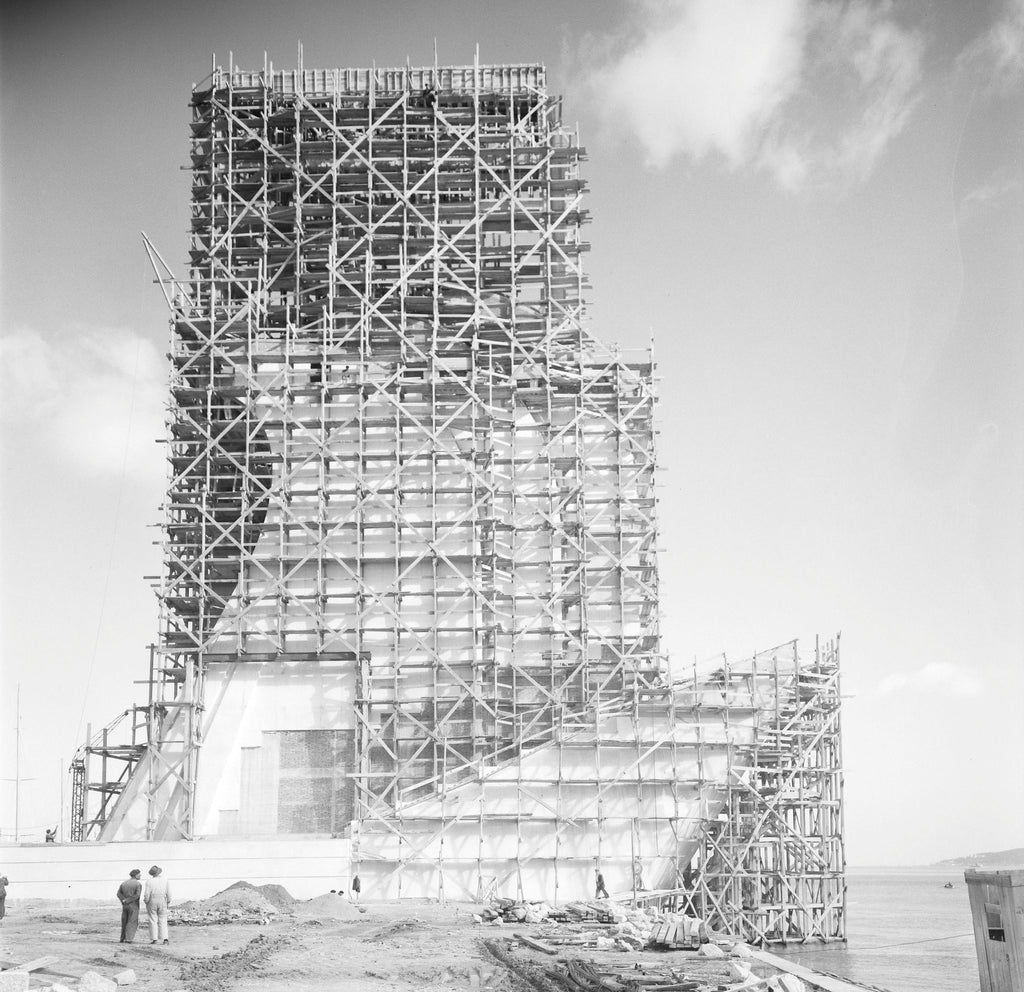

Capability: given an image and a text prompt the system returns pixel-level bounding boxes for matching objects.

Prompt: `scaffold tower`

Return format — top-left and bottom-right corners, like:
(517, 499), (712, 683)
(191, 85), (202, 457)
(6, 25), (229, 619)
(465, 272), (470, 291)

(72, 56), (845, 935)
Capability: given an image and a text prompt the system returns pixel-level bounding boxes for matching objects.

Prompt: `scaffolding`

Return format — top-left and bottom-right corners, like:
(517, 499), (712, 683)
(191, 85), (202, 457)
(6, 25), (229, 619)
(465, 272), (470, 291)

(69, 707), (148, 841)
(351, 639), (843, 910)
(687, 636), (846, 943)
(79, 57), (845, 936)
(94, 58), (660, 850)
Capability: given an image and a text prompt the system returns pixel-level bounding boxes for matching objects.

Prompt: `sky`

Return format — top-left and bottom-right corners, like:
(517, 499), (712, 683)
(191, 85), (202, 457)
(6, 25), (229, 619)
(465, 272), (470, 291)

(1, 0), (1021, 866)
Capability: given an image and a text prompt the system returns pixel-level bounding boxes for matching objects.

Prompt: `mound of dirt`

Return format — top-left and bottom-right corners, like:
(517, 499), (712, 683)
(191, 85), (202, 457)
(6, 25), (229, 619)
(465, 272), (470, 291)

(219, 880), (296, 911)
(290, 891), (364, 921)
(362, 918), (423, 942)
(174, 885), (278, 925)
(205, 888), (278, 913)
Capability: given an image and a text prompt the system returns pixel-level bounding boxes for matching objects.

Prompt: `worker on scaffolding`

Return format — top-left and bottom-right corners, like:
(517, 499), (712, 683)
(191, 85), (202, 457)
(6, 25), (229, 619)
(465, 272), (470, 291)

(117, 868), (143, 943)
(144, 865), (172, 945)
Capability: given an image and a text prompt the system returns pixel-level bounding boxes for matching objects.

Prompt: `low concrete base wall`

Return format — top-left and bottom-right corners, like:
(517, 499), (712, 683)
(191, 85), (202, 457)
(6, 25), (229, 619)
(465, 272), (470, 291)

(0, 837), (351, 901)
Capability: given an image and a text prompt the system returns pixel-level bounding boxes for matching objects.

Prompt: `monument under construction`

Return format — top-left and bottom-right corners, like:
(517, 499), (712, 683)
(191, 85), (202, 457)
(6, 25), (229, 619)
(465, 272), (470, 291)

(73, 58), (845, 943)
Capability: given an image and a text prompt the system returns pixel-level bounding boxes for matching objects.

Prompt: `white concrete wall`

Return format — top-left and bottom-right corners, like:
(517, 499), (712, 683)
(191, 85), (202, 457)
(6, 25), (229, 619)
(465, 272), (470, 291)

(0, 837), (350, 901)
(195, 660), (356, 835)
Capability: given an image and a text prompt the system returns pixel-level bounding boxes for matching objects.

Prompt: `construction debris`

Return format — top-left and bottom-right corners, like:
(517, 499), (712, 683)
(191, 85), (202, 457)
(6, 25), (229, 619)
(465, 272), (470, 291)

(1, 894), (837, 992)
(537, 956), (779, 992)
(216, 881), (296, 911)
(172, 885), (278, 926)
(77, 974), (117, 992)
(483, 898), (713, 954)
(290, 892), (363, 922)
(475, 896), (813, 992)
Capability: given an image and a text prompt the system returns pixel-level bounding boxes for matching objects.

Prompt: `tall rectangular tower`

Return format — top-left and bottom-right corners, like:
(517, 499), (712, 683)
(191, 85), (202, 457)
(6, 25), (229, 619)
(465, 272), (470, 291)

(104, 61), (660, 861)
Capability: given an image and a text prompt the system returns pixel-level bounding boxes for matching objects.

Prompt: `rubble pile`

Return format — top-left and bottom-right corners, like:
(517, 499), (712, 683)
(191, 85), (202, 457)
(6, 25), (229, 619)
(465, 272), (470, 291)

(479, 897), (814, 991)
(477, 898), (711, 953)
(290, 892), (364, 921)
(217, 881), (296, 911)
(540, 955), (807, 992)
(171, 884), (278, 926)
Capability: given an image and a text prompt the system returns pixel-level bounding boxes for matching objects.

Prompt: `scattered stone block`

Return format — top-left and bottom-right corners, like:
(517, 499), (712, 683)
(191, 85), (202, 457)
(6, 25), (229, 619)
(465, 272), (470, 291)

(775, 977), (805, 992)
(79, 973), (118, 992)
(698, 942), (726, 958)
(728, 960), (752, 980)
(113, 970), (137, 986)
(730, 941), (753, 958)
(0, 972), (29, 992)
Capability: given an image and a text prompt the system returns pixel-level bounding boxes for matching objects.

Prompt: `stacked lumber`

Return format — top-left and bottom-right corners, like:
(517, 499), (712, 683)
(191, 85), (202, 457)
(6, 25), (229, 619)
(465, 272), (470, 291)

(648, 916), (703, 950)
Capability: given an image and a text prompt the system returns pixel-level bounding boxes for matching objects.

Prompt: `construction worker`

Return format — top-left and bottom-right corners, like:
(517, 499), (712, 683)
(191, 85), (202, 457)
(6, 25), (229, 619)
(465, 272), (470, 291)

(595, 869), (610, 899)
(44, 827), (56, 843)
(117, 869), (143, 943)
(143, 865), (172, 945)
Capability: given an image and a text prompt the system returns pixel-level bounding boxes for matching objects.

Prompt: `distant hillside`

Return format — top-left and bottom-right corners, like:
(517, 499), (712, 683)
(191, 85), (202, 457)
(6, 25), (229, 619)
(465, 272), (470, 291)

(934, 847), (1024, 868)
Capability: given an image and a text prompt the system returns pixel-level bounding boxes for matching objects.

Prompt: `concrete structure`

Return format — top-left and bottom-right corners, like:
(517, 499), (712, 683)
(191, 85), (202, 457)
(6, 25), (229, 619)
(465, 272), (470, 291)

(69, 58), (845, 940)
(0, 838), (349, 901)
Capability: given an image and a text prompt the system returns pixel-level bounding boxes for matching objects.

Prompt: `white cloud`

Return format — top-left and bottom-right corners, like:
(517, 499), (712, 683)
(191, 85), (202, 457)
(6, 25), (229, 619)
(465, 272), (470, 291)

(588, 0), (925, 188)
(599, 0), (809, 169)
(877, 661), (982, 698)
(827, 3), (925, 180)
(961, 0), (1024, 88)
(0, 325), (165, 481)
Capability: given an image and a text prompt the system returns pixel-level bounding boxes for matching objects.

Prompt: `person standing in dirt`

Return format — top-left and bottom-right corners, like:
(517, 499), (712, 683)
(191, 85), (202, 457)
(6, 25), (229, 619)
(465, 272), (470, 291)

(0, 874), (8, 925)
(117, 868), (143, 943)
(595, 869), (610, 899)
(350, 874), (361, 904)
(144, 865), (172, 945)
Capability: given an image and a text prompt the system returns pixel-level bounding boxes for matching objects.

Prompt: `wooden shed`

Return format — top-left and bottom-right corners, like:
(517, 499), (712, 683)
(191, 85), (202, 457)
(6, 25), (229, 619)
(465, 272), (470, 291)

(965, 868), (1024, 992)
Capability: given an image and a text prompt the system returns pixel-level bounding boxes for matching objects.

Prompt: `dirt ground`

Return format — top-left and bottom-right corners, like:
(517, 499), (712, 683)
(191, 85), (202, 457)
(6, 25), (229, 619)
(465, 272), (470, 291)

(0, 897), (795, 991)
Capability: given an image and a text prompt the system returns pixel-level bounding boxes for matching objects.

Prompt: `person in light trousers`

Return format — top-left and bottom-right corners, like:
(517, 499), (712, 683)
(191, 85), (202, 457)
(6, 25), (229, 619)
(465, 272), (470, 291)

(144, 865), (172, 944)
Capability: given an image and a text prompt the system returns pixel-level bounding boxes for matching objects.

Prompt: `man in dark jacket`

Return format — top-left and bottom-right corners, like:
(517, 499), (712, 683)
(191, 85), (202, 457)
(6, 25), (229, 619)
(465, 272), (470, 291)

(117, 869), (143, 943)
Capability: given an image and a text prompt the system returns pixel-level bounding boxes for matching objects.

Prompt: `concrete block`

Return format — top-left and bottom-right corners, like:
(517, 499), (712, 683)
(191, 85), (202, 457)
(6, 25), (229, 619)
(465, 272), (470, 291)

(730, 941), (753, 958)
(775, 977), (805, 992)
(697, 942), (726, 958)
(79, 973), (118, 992)
(0, 972), (30, 992)
(728, 961), (752, 980)
(113, 970), (137, 986)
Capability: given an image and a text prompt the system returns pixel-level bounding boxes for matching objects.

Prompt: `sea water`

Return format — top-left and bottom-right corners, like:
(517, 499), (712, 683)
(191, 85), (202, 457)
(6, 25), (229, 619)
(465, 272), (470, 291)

(772, 869), (980, 992)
